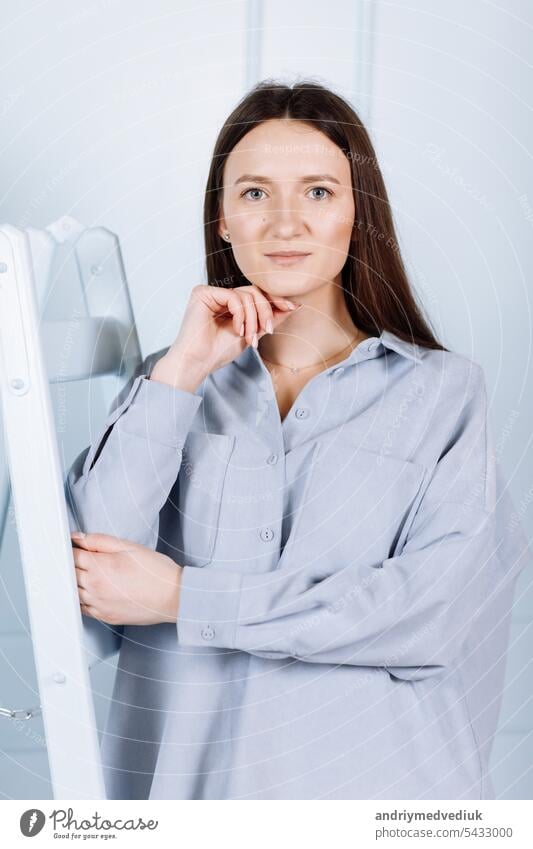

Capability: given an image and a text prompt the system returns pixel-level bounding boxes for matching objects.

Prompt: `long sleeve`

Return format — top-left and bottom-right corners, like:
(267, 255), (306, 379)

(176, 364), (530, 679)
(65, 349), (202, 549)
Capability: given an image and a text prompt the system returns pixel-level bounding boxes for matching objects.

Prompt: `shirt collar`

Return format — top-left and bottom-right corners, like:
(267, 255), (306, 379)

(236, 327), (423, 373)
(326, 328), (423, 368)
(374, 329), (423, 364)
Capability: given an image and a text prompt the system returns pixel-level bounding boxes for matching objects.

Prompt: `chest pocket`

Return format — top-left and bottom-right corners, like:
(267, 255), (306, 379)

(283, 437), (428, 572)
(160, 430), (235, 568)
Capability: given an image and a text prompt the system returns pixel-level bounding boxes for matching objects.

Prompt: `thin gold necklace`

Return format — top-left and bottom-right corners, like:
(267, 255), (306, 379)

(260, 334), (363, 375)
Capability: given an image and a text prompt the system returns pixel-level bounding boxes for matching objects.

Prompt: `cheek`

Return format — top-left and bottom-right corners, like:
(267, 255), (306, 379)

(230, 215), (267, 275)
(314, 210), (354, 266)
(314, 197), (354, 238)
(326, 220), (353, 248)
(230, 211), (261, 247)
(229, 204), (262, 239)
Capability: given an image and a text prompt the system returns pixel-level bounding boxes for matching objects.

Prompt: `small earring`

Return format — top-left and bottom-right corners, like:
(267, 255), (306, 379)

(223, 232), (231, 241)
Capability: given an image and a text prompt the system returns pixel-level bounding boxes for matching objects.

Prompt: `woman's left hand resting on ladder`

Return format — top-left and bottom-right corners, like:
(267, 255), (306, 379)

(71, 531), (181, 626)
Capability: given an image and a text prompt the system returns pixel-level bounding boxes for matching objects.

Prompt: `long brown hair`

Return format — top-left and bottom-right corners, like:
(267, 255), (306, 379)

(204, 79), (447, 352)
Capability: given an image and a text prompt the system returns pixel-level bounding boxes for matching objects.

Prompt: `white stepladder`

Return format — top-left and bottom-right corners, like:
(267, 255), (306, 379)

(0, 216), (142, 798)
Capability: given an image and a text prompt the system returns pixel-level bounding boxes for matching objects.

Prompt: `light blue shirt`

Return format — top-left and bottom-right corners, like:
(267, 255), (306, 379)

(66, 328), (532, 800)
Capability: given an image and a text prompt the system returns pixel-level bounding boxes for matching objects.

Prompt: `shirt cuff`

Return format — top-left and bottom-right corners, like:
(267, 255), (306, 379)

(115, 375), (203, 448)
(176, 565), (242, 648)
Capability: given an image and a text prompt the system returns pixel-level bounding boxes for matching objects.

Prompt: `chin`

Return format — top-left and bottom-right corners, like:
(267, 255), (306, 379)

(253, 272), (315, 297)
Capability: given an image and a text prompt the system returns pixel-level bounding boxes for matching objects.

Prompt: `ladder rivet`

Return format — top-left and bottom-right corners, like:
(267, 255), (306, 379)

(10, 378), (24, 390)
(91, 265), (103, 276)
(0, 262), (8, 273)
(53, 673), (66, 684)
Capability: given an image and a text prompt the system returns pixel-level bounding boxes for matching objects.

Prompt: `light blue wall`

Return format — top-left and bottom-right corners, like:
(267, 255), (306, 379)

(1, 0), (531, 799)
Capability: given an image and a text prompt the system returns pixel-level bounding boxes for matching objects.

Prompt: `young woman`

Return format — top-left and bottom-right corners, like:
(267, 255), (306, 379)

(67, 80), (530, 800)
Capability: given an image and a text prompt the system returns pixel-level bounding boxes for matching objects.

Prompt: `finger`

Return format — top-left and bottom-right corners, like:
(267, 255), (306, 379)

(241, 285), (300, 321)
(201, 285), (301, 344)
(255, 301), (304, 341)
(242, 287), (304, 343)
(269, 297), (302, 313)
(80, 602), (98, 619)
(70, 531), (131, 553)
(226, 290), (246, 336)
(72, 546), (101, 572)
(205, 287), (245, 336)
(199, 282), (299, 315)
(238, 290), (258, 346)
(72, 546), (89, 570)
(271, 301), (304, 326)
(243, 287), (275, 335)
(75, 565), (88, 587)
(78, 586), (92, 604)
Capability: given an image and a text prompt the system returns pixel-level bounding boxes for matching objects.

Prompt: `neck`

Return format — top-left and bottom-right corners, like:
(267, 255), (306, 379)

(258, 278), (368, 368)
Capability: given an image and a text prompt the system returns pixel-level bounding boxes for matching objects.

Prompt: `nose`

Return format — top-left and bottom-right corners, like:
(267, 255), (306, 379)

(268, 193), (305, 239)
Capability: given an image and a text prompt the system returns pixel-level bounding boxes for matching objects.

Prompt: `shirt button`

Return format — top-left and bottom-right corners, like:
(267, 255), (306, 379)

(294, 407), (309, 419)
(259, 527), (275, 541)
(201, 625), (215, 641)
(331, 366), (345, 376)
(266, 453), (279, 465)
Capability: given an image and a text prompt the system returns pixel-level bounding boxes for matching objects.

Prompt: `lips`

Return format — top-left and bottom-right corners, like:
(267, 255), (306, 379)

(264, 252), (311, 266)
(264, 252), (311, 257)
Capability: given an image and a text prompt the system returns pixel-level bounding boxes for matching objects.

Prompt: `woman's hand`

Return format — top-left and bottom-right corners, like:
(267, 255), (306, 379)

(156, 283), (302, 383)
(71, 532), (181, 626)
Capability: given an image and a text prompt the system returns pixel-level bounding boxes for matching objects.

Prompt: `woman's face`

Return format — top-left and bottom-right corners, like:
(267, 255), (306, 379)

(218, 119), (355, 299)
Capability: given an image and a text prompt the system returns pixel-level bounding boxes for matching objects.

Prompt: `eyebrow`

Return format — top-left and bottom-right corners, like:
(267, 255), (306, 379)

(233, 173), (342, 186)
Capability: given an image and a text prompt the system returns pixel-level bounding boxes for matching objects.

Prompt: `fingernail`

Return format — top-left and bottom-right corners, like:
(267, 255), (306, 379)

(252, 332), (258, 348)
(266, 319), (273, 334)
(239, 322), (244, 336)
(71, 531), (85, 539)
(286, 301), (301, 310)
